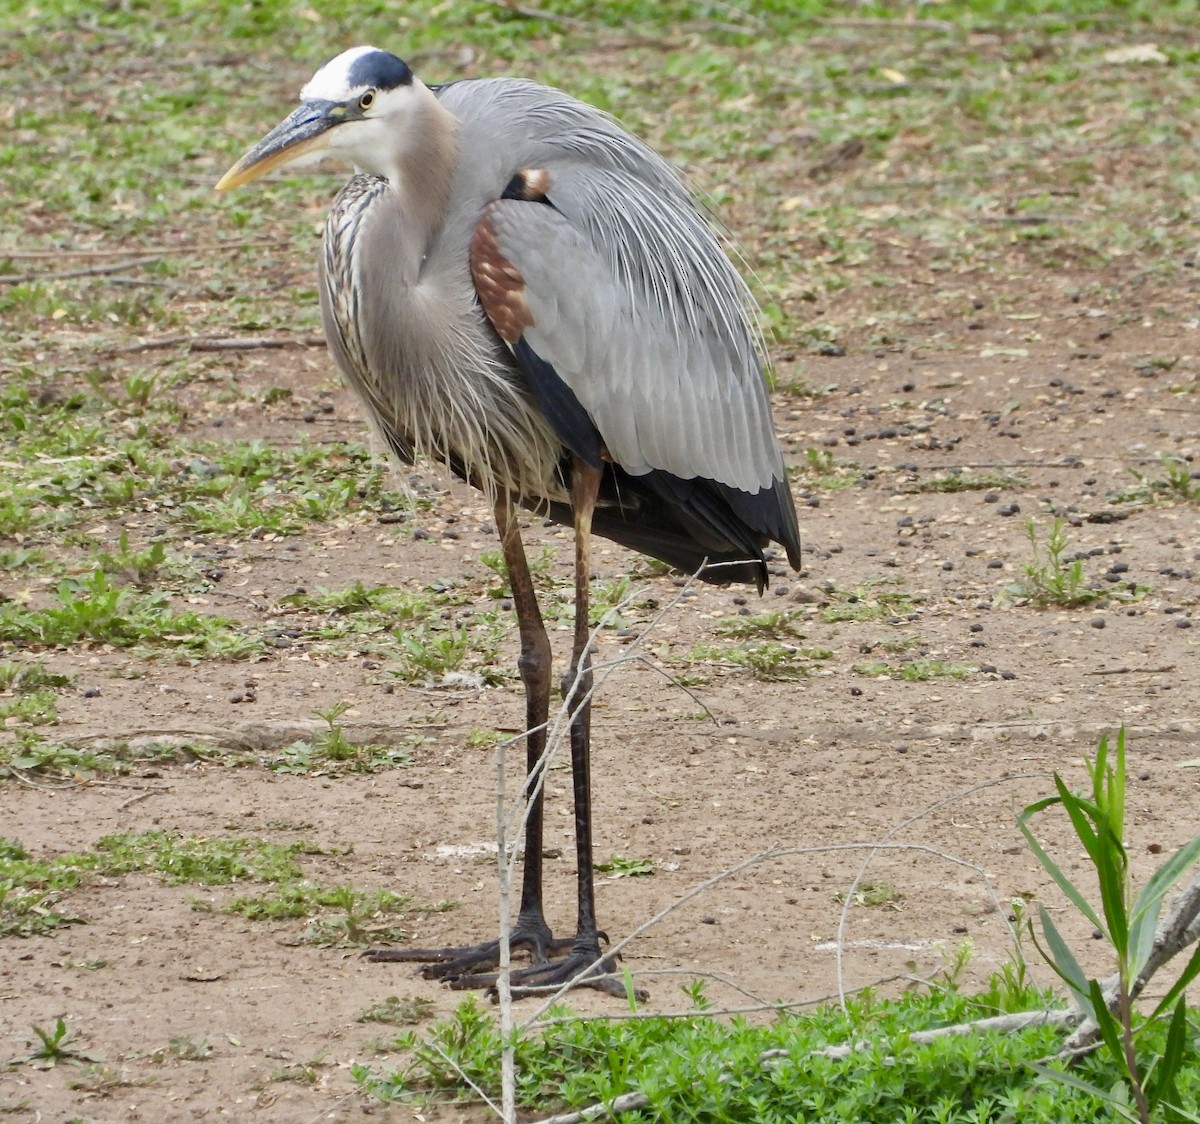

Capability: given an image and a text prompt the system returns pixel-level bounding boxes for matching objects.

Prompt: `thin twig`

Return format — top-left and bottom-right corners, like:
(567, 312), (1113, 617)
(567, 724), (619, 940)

(4, 766), (77, 791)
(520, 839), (1019, 1032)
(815, 16), (957, 31)
(0, 258), (163, 284)
(531, 974), (911, 1029)
(1085, 665), (1176, 677)
(835, 772), (1049, 1010)
(114, 333), (327, 355)
(0, 238), (285, 260)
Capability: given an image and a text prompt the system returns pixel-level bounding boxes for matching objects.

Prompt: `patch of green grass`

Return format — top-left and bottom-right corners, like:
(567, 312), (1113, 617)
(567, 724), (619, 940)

(86, 830), (330, 885)
(13, 1018), (99, 1070)
(357, 996), (437, 1027)
(152, 1036), (212, 1063)
(714, 609), (807, 641)
(789, 448), (859, 491)
(353, 967), (1200, 1121)
(271, 1054), (329, 1084)
(903, 471), (1026, 494)
(392, 620), (509, 686)
(819, 585), (916, 623)
(0, 569), (261, 658)
(0, 688), (60, 727)
(834, 881), (903, 908)
(225, 883), (415, 947)
(1003, 519), (1106, 608)
(281, 581), (437, 620)
(1114, 456), (1200, 506)
(595, 854), (654, 879)
(0, 659), (70, 728)
(479, 544), (559, 596)
(685, 641), (833, 682)
(3, 829), (449, 947)
(266, 701), (419, 776)
(854, 660), (977, 682)
(0, 732), (117, 778)
(0, 660), (71, 692)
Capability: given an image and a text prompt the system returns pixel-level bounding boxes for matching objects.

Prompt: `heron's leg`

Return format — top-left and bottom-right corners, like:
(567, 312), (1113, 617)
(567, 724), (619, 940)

(364, 495), (568, 975)
(450, 460), (644, 1000)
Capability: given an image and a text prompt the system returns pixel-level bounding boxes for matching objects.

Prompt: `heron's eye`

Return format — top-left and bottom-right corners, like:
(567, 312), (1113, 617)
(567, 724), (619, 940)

(358, 90), (376, 111)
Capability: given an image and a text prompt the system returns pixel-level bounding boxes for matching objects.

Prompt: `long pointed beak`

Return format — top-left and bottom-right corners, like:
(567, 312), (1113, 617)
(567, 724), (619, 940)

(216, 101), (344, 191)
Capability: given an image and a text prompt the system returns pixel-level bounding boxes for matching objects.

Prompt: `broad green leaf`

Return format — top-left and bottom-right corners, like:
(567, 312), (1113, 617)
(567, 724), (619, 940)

(1088, 979), (1129, 1084)
(1035, 906), (1094, 1017)
(1146, 996), (1188, 1114)
(1132, 835), (1200, 927)
(1150, 940), (1200, 1022)
(1128, 895), (1165, 981)
(1017, 810), (1106, 935)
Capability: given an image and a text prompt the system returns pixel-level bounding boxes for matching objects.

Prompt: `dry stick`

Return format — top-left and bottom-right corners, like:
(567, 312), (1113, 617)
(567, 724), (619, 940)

(0, 258), (164, 284)
(520, 840), (1016, 1033)
(0, 238), (285, 260)
(834, 772), (1050, 1012)
(487, 578), (695, 1122)
(115, 333), (327, 355)
(494, 698), (517, 1124)
(534, 974), (913, 1029)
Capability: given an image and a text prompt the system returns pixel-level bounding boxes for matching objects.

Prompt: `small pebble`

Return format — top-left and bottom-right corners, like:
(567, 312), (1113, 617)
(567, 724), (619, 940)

(1091, 617), (1106, 629)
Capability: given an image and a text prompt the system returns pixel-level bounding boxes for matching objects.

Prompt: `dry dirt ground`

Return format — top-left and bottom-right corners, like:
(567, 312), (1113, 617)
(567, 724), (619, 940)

(3, 39), (1200, 1124)
(4, 272), (1198, 1121)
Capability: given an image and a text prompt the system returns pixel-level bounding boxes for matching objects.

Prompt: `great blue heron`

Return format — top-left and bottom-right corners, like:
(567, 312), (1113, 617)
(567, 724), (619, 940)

(217, 46), (801, 997)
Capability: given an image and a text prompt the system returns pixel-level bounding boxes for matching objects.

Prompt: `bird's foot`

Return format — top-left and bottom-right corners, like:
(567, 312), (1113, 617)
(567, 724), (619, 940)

(452, 939), (647, 1002)
(362, 916), (568, 980)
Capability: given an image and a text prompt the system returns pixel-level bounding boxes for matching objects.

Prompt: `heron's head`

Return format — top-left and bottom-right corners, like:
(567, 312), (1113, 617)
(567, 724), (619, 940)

(217, 47), (421, 190)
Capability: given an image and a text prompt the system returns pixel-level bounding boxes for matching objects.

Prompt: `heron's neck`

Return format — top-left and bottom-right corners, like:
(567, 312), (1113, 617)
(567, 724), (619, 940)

(383, 81), (459, 256)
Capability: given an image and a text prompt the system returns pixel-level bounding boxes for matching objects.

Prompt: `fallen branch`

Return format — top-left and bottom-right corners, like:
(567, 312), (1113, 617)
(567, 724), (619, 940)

(0, 258), (163, 284)
(114, 333), (327, 355)
(0, 238), (285, 260)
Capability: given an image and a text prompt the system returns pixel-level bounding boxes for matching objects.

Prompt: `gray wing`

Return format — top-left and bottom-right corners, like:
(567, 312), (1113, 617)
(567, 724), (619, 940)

(473, 161), (786, 498)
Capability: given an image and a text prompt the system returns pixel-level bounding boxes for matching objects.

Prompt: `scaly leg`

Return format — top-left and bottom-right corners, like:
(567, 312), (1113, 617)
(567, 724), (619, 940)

(364, 494), (570, 974)
(451, 459), (642, 999)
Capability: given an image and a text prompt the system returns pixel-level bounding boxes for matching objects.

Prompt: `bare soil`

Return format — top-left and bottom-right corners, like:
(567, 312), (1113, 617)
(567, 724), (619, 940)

(3, 265), (1197, 1121)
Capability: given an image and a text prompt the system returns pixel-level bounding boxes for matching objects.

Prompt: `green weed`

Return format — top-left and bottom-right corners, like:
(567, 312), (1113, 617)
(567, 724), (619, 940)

(15, 1019), (98, 1069)
(1004, 519), (1105, 608)
(854, 660), (977, 682)
(595, 854), (654, 879)
(1020, 730), (1200, 1124)
(686, 641), (833, 681)
(903, 471), (1026, 494)
(0, 570), (261, 658)
(1115, 456), (1200, 506)
(267, 702), (417, 776)
(819, 585), (916, 623)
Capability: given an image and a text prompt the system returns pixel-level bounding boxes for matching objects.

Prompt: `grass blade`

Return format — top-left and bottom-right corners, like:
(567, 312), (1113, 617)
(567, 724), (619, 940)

(1018, 807), (1106, 935)
(1035, 906), (1094, 1017)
